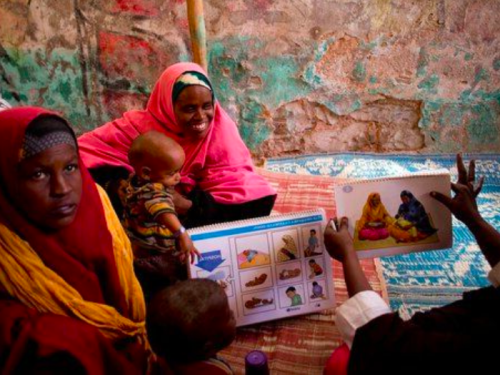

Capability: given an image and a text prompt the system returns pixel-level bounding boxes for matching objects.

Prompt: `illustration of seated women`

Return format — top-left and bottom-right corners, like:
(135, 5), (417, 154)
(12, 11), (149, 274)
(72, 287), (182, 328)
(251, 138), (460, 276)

(389, 190), (437, 243)
(357, 193), (394, 241)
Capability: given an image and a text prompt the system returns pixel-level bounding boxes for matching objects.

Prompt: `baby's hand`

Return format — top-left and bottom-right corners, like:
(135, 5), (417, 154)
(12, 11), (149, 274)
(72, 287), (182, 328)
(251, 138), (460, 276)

(177, 233), (201, 264)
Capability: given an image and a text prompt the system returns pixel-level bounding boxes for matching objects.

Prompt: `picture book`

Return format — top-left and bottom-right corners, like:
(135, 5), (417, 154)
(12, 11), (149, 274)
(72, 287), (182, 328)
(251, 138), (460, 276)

(334, 169), (452, 259)
(187, 209), (335, 327)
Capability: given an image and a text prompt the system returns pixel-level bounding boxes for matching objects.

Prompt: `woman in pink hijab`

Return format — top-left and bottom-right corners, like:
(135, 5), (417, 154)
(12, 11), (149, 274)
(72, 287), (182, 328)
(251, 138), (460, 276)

(78, 62), (276, 227)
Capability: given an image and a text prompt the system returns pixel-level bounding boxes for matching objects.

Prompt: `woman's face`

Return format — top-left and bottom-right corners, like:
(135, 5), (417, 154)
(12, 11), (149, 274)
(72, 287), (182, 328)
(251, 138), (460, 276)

(370, 194), (380, 207)
(401, 196), (410, 204)
(8, 143), (82, 230)
(174, 85), (214, 140)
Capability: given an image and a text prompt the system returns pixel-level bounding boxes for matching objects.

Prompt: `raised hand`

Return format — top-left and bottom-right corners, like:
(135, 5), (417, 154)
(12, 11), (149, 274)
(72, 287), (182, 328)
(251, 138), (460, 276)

(324, 217), (372, 297)
(324, 217), (355, 263)
(431, 154), (484, 226)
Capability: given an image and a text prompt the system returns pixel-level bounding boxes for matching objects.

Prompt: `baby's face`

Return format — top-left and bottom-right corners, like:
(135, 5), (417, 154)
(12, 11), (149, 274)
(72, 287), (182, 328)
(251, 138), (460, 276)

(149, 150), (185, 188)
(150, 165), (182, 187)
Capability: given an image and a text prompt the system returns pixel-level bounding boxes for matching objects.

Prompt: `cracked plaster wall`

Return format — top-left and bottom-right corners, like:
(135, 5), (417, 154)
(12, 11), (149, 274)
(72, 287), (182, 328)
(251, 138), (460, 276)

(1, 0), (499, 157)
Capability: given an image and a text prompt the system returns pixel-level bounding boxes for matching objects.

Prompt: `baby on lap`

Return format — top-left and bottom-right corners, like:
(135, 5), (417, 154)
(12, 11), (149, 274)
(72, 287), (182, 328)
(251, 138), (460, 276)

(120, 131), (200, 297)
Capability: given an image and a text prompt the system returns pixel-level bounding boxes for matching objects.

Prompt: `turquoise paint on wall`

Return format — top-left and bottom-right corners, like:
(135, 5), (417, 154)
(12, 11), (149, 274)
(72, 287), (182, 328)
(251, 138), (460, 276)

(0, 47), (94, 130)
(207, 36), (313, 149)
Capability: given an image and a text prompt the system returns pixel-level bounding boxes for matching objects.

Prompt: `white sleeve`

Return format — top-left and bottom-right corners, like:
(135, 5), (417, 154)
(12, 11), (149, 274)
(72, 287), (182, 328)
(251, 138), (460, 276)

(488, 262), (500, 287)
(335, 290), (392, 348)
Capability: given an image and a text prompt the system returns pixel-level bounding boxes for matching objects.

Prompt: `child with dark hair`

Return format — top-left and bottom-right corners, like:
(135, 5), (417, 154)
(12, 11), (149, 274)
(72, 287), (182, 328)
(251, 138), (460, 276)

(308, 258), (324, 278)
(286, 286), (303, 306)
(147, 279), (236, 374)
(305, 229), (322, 257)
(120, 131), (200, 298)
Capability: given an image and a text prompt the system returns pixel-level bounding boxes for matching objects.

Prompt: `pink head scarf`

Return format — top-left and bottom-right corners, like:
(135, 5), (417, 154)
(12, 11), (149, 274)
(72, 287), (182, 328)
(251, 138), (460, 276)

(78, 62), (275, 204)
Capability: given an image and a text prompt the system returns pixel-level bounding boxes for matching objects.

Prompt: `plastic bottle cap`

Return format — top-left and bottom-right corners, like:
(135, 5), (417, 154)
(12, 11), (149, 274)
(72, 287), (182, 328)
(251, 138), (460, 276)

(245, 350), (269, 374)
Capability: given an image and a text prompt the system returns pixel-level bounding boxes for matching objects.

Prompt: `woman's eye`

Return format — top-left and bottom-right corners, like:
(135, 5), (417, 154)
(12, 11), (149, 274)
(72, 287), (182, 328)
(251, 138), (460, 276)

(65, 164), (79, 173)
(31, 171), (46, 180)
(203, 103), (213, 110)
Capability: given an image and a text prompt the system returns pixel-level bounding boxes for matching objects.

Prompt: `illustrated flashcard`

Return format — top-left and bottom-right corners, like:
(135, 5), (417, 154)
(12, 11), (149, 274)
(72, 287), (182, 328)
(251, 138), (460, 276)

(242, 289), (276, 315)
(188, 209), (336, 326)
(196, 266), (234, 297)
(276, 261), (303, 285)
(240, 267), (273, 292)
(279, 284), (305, 308)
(352, 190), (440, 251)
(272, 229), (300, 263)
(235, 234), (271, 269)
(302, 225), (323, 257)
(308, 280), (327, 301)
(335, 170), (452, 259)
(306, 257), (325, 279)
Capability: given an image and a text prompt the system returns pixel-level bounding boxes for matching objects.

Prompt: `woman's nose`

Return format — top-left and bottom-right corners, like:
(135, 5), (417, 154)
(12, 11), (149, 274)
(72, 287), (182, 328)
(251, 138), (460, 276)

(51, 173), (70, 197)
(193, 107), (203, 120)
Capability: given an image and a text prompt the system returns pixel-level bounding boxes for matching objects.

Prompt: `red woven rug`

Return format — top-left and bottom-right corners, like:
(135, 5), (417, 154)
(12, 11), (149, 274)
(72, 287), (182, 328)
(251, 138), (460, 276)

(220, 169), (388, 374)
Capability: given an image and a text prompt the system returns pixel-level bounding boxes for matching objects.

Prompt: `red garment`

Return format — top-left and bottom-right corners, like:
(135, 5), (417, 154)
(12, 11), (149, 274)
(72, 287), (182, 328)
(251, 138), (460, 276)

(0, 299), (140, 374)
(78, 62), (276, 204)
(324, 344), (349, 375)
(0, 107), (145, 374)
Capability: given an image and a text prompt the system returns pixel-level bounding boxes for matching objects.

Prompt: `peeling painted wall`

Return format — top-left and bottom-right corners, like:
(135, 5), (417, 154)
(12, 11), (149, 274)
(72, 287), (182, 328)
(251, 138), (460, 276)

(1, 0), (499, 156)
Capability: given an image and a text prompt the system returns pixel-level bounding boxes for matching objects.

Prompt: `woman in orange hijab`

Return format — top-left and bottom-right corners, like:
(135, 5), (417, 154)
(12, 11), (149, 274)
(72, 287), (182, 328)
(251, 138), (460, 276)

(357, 193), (394, 241)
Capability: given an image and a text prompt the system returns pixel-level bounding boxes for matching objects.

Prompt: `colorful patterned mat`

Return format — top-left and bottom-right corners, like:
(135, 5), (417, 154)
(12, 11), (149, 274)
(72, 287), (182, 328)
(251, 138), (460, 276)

(266, 153), (500, 319)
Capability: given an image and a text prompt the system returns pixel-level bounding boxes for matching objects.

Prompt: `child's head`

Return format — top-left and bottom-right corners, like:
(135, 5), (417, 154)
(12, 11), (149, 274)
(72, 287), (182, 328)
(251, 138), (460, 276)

(309, 259), (316, 265)
(310, 229), (317, 236)
(312, 281), (318, 287)
(129, 131), (185, 187)
(286, 286), (296, 298)
(147, 279), (236, 364)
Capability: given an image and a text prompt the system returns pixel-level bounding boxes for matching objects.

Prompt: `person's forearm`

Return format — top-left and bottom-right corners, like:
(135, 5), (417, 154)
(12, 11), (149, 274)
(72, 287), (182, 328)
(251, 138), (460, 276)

(158, 213), (183, 232)
(174, 195), (193, 216)
(466, 216), (500, 268)
(342, 251), (372, 298)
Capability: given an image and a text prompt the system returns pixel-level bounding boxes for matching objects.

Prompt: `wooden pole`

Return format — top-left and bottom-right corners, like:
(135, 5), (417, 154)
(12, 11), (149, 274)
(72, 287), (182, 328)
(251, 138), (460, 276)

(187, 0), (208, 72)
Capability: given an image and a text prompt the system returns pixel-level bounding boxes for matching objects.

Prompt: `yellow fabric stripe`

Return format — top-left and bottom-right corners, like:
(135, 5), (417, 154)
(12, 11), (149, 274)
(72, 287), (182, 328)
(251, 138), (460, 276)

(0, 185), (147, 344)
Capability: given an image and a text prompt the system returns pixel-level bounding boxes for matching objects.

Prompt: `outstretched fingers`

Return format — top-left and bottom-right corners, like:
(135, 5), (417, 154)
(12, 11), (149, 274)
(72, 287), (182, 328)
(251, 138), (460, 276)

(457, 154), (468, 185)
(474, 176), (485, 197)
(468, 159), (476, 184)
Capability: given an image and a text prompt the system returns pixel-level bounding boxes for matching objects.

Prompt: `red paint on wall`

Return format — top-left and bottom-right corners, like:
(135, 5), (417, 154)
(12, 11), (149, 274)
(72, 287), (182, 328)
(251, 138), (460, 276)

(177, 18), (189, 30)
(110, 0), (159, 16)
(102, 90), (149, 119)
(99, 32), (158, 81)
(245, 0), (273, 12)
